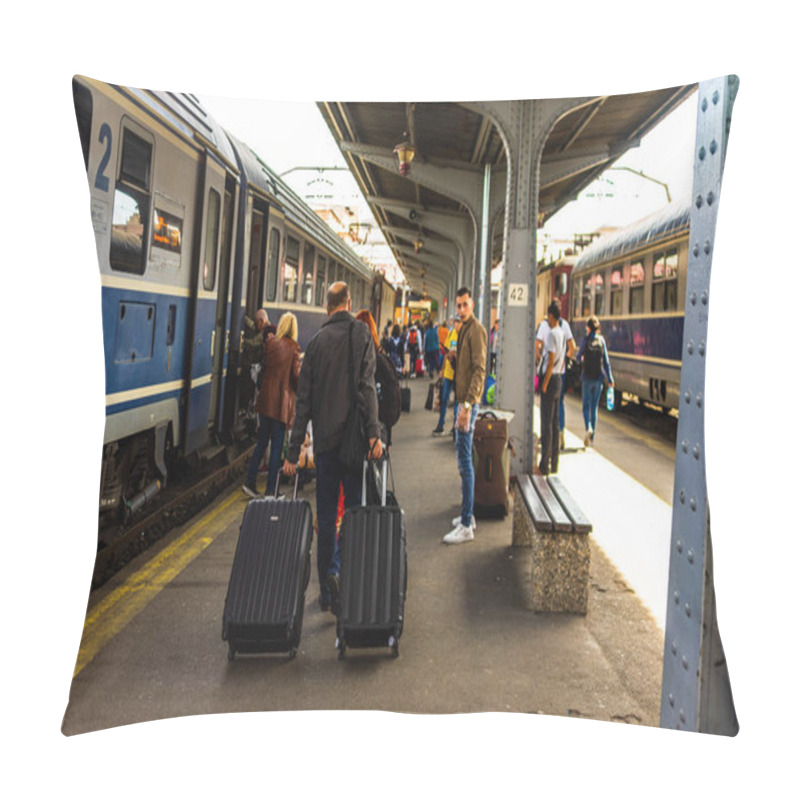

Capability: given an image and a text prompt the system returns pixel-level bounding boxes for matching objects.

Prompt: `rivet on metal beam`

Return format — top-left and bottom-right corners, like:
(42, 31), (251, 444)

(687, 340), (695, 355)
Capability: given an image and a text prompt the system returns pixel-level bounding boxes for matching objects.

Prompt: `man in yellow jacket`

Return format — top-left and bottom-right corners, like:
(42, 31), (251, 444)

(432, 318), (460, 436)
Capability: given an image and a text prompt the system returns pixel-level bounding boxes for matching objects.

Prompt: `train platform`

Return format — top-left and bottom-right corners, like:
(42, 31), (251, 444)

(62, 378), (670, 736)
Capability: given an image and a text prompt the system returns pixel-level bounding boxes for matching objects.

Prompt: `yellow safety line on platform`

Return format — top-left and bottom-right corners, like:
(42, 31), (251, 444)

(73, 488), (242, 678)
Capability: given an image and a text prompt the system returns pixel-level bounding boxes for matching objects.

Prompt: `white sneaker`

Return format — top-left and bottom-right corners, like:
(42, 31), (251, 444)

(443, 523), (475, 544)
(242, 484), (260, 499)
(451, 515), (477, 530)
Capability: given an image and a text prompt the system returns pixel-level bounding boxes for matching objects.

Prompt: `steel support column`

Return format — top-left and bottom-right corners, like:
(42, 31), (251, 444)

(462, 97), (593, 475)
(660, 75), (739, 735)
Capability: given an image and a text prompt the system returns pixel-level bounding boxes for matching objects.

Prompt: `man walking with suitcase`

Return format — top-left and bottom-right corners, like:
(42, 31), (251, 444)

(443, 287), (487, 545)
(283, 283), (383, 613)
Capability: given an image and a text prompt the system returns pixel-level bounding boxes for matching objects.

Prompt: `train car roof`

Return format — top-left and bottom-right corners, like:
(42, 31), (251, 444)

(572, 200), (692, 274)
(226, 132), (374, 282)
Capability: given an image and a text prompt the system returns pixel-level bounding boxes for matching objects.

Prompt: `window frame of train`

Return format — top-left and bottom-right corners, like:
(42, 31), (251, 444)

(651, 247), (679, 312)
(109, 120), (155, 275)
(581, 275), (591, 316)
(610, 265), (623, 315)
(283, 235), (300, 303)
(301, 242), (315, 305)
(628, 259), (645, 314)
(265, 226), (280, 303)
(592, 271), (605, 316)
(202, 188), (221, 292)
(316, 255), (327, 306)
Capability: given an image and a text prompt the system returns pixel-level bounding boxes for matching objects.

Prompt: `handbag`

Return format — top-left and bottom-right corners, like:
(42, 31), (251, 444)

(338, 322), (367, 472)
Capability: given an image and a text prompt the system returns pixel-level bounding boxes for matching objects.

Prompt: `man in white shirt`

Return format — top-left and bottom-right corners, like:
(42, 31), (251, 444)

(535, 301), (575, 451)
(539, 300), (567, 476)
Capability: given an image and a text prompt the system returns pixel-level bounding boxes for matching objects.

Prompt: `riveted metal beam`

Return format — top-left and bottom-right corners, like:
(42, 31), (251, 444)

(660, 75), (739, 736)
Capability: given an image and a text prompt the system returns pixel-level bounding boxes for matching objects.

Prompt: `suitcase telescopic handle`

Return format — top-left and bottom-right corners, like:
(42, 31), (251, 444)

(274, 469), (300, 500)
(361, 455), (389, 507)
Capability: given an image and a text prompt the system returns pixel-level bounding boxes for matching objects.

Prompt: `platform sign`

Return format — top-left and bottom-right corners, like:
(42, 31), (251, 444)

(507, 283), (528, 306)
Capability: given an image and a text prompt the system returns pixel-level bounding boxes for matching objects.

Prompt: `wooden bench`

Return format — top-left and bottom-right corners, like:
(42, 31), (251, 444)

(512, 474), (593, 614)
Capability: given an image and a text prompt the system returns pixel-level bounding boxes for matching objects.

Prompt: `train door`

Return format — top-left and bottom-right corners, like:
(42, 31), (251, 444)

(208, 178), (236, 433)
(183, 153), (228, 456)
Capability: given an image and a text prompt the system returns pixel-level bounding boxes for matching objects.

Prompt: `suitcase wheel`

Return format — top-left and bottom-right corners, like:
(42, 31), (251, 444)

(336, 637), (346, 660)
(289, 646), (298, 660)
(389, 636), (399, 659)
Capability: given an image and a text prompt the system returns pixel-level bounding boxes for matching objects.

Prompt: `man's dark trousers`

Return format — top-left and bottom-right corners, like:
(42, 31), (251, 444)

(315, 450), (361, 605)
(539, 374), (562, 476)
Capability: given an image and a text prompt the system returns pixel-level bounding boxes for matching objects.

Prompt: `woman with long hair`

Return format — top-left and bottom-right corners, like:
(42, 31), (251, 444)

(242, 312), (302, 497)
(576, 315), (614, 447)
(356, 308), (399, 450)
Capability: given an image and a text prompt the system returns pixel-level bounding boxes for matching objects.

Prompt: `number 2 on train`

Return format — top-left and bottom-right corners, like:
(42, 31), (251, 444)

(94, 123), (112, 192)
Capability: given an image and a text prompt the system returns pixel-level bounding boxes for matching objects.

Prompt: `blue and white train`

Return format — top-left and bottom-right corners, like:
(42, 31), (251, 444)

(567, 200), (691, 411)
(72, 75), (395, 522)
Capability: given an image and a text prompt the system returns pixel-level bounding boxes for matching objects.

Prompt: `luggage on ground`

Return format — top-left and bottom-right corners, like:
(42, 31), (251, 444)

(335, 457), (407, 659)
(415, 356), (425, 377)
(425, 377), (443, 411)
(400, 379), (411, 412)
(472, 411), (510, 518)
(222, 475), (313, 660)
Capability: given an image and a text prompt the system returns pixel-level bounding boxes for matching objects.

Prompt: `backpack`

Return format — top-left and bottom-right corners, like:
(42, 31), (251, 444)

(583, 335), (604, 380)
(375, 350), (402, 427)
(408, 328), (418, 346)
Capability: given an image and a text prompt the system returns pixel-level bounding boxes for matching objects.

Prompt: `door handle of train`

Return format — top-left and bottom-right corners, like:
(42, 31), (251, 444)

(210, 329), (216, 357)
(225, 329), (230, 352)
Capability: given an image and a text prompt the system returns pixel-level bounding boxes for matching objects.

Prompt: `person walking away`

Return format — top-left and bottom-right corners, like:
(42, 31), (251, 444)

(387, 324), (403, 376)
(424, 321), (440, 378)
(407, 323), (420, 377)
(242, 312), (301, 498)
(535, 303), (574, 450)
(356, 308), (400, 451)
(432, 317), (461, 436)
(576, 315), (614, 447)
(443, 288), (487, 544)
(283, 283), (383, 613)
(539, 300), (568, 476)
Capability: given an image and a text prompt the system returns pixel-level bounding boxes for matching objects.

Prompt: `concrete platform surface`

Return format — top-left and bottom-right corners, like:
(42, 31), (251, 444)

(63, 378), (668, 736)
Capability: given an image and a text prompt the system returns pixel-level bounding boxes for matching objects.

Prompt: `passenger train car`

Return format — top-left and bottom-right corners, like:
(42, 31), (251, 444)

(567, 200), (691, 411)
(72, 76), (393, 522)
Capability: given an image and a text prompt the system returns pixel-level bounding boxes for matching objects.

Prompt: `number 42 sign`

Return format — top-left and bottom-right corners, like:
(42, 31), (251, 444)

(507, 283), (528, 306)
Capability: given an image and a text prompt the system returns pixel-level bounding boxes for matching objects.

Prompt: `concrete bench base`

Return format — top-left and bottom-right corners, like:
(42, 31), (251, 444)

(512, 482), (590, 615)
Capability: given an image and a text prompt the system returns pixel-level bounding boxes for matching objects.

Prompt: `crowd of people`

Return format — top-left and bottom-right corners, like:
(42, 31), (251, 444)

(240, 281), (615, 608)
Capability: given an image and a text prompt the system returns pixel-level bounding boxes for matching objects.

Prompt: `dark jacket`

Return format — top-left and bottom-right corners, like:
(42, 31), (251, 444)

(286, 311), (379, 462)
(255, 335), (302, 425)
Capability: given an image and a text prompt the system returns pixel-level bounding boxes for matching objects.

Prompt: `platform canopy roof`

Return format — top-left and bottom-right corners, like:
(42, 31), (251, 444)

(318, 84), (696, 298)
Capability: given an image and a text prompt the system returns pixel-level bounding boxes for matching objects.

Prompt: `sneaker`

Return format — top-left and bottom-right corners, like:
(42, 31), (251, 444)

(432, 426), (445, 436)
(451, 515), (477, 531)
(242, 484), (260, 499)
(443, 523), (475, 545)
(326, 573), (341, 615)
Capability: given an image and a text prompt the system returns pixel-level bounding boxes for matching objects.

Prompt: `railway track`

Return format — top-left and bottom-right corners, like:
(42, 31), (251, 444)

(91, 443), (255, 590)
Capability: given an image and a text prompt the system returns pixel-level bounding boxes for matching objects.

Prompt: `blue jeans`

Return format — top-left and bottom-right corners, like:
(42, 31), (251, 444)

(559, 370), (567, 432)
(582, 377), (604, 433)
(455, 404), (479, 526)
(436, 377), (456, 430)
(315, 449), (361, 602)
(246, 415), (286, 496)
(426, 351), (438, 377)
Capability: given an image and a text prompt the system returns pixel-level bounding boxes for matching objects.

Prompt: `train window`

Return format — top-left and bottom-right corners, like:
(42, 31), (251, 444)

(573, 278), (582, 318)
(301, 244), (315, 305)
(110, 189), (148, 274)
(593, 273), (605, 315)
(72, 79), (92, 172)
(652, 248), (679, 312)
(610, 267), (623, 315)
(316, 256), (327, 306)
(629, 261), (645, 314)
(119, 128), (152, 190)
(202, 189), (220, 291)
(581, 276), (592, 316)
(266, 228), (280, 302)
(555, 273), (568, 297)
(284, 236), (300, 303)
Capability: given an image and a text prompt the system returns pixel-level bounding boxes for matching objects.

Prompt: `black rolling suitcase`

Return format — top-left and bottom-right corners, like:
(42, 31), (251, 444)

(222, 475), (313, 660)
(400, 378), (411, 412)
(336, 457), (407, 659)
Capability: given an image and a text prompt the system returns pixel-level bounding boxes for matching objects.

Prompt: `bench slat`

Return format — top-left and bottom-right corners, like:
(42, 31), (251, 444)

(547, 476), (593, 534)
(531, 475), (573, 532)
(516, 475), (553, 531)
